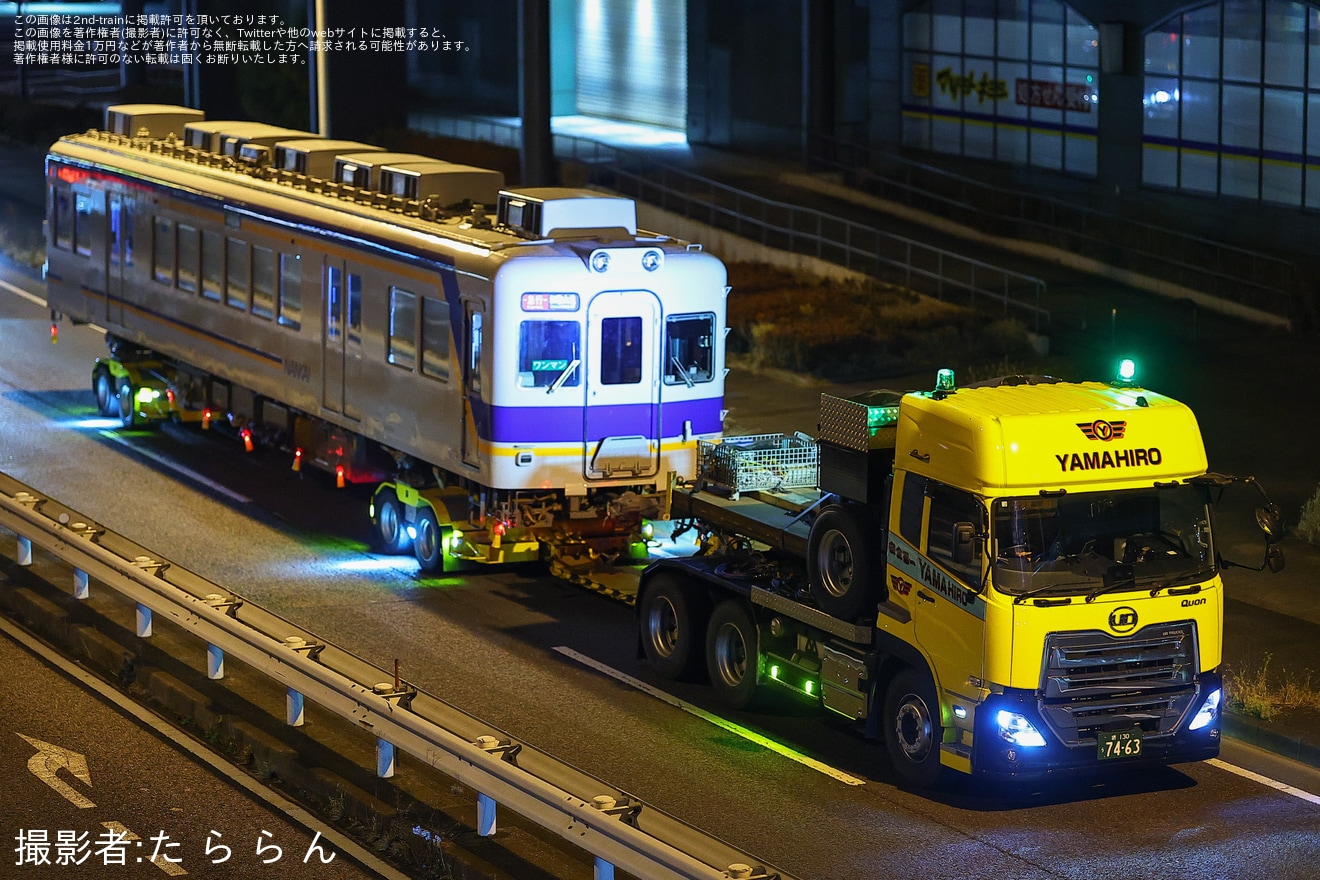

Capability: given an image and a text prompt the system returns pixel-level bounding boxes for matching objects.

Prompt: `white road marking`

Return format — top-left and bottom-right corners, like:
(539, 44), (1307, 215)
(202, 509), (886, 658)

(97, 430), (251, 504)
(553, 645), (867, 786)
(18, 734), (95, 809)
(1207, 758), (1320, 806)
(0, 276), (45, 307)
(0, 616), (411, 880)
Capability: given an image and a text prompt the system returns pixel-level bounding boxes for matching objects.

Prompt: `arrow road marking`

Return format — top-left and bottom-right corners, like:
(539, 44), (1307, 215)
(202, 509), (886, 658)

(18, 733), (95, 809)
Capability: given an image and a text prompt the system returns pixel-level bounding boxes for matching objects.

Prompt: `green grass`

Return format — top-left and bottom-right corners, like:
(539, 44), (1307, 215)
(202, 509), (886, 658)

(1225, 653), (1320, 720)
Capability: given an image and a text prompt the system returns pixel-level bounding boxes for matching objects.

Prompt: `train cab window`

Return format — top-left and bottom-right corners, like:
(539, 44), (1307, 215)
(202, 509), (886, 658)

(388, 287), (417, 369)
(926, 480), (983, 586)
(226, 238), (250, 310)
(420, 296), (450, 381)
(176, 224), (199, 293)
(518, 321), (581, 388)
(278, 253), (301, 329)
(251, 246), (275, 319)
(326, 265), (342, 339)
(468, 310), (484, 394)
(347, 273), (363, 347)
(201, 230), (223, 302)
(152, 217), (174, 284)
(74, 194), (94, 257)
(663, 313), (715, 385)
(600, 316), (643, 385)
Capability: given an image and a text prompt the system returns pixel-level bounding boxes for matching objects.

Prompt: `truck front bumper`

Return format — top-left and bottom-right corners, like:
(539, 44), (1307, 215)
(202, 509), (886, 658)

(970, 671), (1223, 781)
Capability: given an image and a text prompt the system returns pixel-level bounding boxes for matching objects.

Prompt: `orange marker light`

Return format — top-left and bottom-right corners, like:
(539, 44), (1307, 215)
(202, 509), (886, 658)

(241, 428), (254, 453)
(292, 448), (303, 472)
(335, 465), (346, 489)
(202, 409), (212, 430)
(50, 323), (58, 344)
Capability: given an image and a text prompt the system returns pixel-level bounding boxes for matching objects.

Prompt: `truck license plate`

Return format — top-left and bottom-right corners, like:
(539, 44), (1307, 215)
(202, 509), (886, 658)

(1097, 729), (1143, 760)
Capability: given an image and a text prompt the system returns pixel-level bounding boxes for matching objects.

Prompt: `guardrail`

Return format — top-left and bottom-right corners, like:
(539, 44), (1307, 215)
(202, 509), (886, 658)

(0, 469), (793, 880)
(415, 115), (1050, 331)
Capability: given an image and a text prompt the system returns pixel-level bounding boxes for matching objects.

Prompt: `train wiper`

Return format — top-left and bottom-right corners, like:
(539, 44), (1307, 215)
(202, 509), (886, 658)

(670, 356), (695, 388)
(545, 359), (581, 395)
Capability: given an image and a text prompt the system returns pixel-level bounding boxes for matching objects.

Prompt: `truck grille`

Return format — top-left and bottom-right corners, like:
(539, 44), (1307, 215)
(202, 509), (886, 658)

(1038, 622), (1199, 747)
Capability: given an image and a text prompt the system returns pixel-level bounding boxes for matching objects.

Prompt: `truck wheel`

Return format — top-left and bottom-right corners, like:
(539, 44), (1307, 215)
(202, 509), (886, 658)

(413, 508), (448, 573)
(94, 369), (115, 417)
(640, 574), (709, 681)
(116, 378), (136, 428)
(374, 490), (411, 554)
(807, 505), (875, 621)
(705, 599), (760, 709)
(883, 668), (944, 788)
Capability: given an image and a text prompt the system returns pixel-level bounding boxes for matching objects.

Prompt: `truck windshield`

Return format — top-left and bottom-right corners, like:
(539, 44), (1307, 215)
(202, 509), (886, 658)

(992, 484), (1214, 598)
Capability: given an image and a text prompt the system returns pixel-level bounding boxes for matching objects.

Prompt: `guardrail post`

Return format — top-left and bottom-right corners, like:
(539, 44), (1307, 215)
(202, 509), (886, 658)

(286, 688), (304, 726)
(207, 644), (224, 679)
(17, 535), (32, 566)
(73, 569), (89, 599)
(376, 738), (395, 778)
(477, 793), (496, 836)
(135, 603), (152, 638)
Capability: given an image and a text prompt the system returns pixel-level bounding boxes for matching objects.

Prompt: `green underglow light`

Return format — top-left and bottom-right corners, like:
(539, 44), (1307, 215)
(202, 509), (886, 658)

(804, 680), (814, 695)
(770, 665), (780, 679)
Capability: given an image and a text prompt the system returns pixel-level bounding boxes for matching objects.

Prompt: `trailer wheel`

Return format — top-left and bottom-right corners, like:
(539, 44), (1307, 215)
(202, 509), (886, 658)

(807, 505), (875, 621)
(374, 490), (411, 554)
(640, 574), (709, 681)
(705, 599), (760, 709)
(115, 377), (136, 428)
(883, 668), (944, 788)
(413, 508), (448, 573)
(94, 369), (116, 417)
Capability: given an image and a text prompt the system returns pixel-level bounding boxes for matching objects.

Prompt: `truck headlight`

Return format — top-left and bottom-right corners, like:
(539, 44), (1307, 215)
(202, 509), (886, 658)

(1189, 688), (1222, 731)
(997, 711), (1047, 747)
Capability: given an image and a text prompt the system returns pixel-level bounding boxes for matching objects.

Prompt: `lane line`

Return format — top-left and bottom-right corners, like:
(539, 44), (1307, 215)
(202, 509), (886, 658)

(97, 430), (251, 504)
(0, 276), (46, 307)
(553, 645), (867, 786)
(0, 615), (411, 880)
(1207, 758), (1320, 806)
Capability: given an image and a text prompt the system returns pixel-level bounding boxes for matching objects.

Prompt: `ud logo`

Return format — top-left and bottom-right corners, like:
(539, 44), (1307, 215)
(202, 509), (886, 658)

(1078, 420), (1127, 442)
(1108, 606), (1138, 634)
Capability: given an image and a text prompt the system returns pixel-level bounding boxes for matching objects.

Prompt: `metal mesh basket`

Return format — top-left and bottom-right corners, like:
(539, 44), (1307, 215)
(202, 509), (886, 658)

(696, 433), (819, 494)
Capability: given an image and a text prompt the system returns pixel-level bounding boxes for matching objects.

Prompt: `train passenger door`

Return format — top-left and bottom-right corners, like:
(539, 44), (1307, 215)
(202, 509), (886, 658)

(460, 300), (484, 469)
(583, 291), (660, 481)
(321, 259), (363, 421)
(105, 193), (127, 326)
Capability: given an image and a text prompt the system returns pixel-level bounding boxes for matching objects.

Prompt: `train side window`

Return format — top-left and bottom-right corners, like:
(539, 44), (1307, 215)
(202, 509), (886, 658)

(388, 287), (417, 369)
(176, 224), (199, 293)
(74, 194), (93, 257)
(926, 480), (982, 586)
(468, 309), (483, 395)
(898, 473), (928, 547)
(518, 320), (581, 388)
(278, 253), (301, 329)
(54, 189), (73, 250)
(347, 273), (363, 347)
(226, 238), (250, 310)
(663, 312), (715, 385)
(326, 265), (342, 340)
(251, 245), (275, 319)
(420, 296), (450, 381)
(201, 230), (223, 302)
(152, 216), (174, 284)
(600, 316), (642, 385)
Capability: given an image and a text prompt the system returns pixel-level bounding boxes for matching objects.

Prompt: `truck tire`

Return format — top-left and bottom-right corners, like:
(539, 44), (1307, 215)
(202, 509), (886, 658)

(94, 368), (116, 417)
(413, 507), (448, 573)
(807, 504), (875, 621)
(640, 574), (709, 681)
(116, 377), (136, 428)
(883, 668), (944, 788)
(705, 599), (760, 709)
(374, 489), (411, 554)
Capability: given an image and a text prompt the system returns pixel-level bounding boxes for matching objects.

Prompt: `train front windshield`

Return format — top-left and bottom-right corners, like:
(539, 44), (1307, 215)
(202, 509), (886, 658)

(992, 485), (1215, 599)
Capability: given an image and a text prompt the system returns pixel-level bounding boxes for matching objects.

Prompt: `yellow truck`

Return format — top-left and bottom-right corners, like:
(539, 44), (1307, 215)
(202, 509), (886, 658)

(638, 363), (1283, 786)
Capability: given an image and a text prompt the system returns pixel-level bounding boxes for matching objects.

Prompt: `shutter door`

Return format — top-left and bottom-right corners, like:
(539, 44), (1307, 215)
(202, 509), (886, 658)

(576, 0), (686, 130)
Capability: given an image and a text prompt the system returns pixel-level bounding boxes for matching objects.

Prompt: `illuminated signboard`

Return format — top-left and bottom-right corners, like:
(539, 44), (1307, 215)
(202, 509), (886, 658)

(521, 293), (580, 312)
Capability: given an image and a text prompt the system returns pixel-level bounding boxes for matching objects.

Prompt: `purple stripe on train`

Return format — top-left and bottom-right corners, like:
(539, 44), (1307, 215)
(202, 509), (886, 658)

(483, 398), (724, 443)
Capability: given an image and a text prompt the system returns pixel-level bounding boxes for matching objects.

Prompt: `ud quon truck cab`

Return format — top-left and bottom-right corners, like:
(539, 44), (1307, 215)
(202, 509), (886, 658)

(638, 363), (1283, 787)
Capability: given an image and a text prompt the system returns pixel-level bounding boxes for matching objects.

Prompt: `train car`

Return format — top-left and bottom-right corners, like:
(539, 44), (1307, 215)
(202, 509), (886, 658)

(45, 104), (728, 572)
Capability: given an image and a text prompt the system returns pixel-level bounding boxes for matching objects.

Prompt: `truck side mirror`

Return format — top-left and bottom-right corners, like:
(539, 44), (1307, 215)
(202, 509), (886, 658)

(1256, 505), (1282, 541)
(952, 522), (976, 566)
